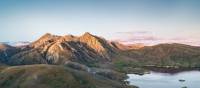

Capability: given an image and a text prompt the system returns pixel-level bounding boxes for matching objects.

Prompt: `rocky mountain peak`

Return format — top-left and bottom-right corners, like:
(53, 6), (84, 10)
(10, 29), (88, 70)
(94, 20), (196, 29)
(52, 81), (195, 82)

(80, 32), (97, 41)
(82, 32), (93, 37)
(79, 32), (117, 60)
(38, 33), (58, 41)
(8, 32), (119, 65)
(31, 33), (60, 48)
(80, 32), (107, 52)
(43, 33), (52, 37)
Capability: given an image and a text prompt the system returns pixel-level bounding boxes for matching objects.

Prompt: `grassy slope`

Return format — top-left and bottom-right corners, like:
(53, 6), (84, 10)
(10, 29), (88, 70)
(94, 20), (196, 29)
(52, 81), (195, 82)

(120, 44), (200, 67)
(110, 44), (200, 73)
(0, 64), (135, 88)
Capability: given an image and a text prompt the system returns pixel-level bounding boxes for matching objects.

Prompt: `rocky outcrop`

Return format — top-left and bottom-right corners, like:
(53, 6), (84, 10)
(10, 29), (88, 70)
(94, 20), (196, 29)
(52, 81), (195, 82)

(8, 32), (119, 65)
(79, 32), (117, 60)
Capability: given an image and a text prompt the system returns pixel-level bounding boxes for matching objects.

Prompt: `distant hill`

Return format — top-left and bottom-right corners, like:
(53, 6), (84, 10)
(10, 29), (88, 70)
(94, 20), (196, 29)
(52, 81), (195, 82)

(122, 43), (200, 67)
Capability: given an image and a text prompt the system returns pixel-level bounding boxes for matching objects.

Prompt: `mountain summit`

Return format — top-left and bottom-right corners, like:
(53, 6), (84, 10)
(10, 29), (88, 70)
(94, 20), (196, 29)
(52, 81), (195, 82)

(8, 32), (118, 65)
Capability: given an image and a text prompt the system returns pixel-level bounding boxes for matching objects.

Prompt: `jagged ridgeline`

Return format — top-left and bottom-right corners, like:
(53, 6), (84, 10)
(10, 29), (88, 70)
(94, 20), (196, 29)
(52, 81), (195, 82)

(4, 32), (122, 65)
(0, 32), (138, 88)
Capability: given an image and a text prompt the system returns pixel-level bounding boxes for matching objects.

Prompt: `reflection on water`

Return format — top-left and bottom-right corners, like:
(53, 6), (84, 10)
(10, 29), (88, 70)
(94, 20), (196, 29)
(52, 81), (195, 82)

(127, 71), (200, 88)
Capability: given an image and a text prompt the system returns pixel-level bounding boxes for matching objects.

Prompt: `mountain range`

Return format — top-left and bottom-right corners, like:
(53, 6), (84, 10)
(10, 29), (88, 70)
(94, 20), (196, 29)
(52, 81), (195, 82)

(0, 32), (200, 88)
(1, 32), (200, 67)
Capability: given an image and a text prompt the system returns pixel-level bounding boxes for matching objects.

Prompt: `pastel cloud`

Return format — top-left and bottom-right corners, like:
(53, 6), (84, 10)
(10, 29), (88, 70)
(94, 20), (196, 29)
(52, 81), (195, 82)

(113, 31), (200, 46)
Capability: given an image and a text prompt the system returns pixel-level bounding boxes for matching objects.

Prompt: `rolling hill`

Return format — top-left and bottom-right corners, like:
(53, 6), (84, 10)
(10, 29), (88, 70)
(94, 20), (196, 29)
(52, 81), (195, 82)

(0, 64), (135, 88)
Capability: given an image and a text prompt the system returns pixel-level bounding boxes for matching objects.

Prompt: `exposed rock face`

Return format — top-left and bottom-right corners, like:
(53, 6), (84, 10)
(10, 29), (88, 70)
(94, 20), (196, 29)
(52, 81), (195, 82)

(8, 32), (118, 65)
(79, 32), (117, 59)
(31, 33), (60, 48)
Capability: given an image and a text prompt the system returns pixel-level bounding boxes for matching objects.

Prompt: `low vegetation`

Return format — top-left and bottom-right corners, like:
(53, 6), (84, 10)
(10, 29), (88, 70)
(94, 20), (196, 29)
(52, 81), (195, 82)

(0, 64), (136, 88)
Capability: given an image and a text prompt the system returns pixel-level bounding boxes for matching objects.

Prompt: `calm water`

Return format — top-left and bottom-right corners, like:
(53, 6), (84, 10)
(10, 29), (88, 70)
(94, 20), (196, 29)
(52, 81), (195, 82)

(127, 71), (200, 88)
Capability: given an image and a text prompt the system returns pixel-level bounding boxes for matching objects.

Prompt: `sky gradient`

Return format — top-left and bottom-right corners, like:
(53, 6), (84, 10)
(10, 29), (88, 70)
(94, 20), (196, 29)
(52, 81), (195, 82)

(0, 0), (200, 45)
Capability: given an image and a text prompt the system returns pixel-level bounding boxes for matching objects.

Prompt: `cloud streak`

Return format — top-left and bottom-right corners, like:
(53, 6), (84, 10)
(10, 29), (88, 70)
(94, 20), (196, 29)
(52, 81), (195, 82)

(113, 31), (200, 46)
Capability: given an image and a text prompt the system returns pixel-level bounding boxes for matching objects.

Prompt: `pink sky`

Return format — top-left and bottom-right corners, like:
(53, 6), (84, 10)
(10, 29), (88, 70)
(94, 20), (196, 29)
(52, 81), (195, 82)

(111, 31), (200, 46)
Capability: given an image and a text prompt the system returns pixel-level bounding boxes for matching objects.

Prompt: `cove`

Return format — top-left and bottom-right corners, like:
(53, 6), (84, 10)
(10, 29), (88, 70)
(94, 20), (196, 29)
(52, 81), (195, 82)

(126, 70), (200, 88)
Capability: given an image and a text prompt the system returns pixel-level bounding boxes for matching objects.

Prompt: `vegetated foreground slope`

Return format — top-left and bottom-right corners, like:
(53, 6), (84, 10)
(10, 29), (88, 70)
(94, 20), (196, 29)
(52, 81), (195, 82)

(0, 64), (135, 88)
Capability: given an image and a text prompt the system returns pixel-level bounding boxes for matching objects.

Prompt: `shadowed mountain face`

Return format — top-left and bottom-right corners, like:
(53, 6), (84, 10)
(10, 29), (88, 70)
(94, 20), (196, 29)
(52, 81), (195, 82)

(0, 44), (20, 64)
